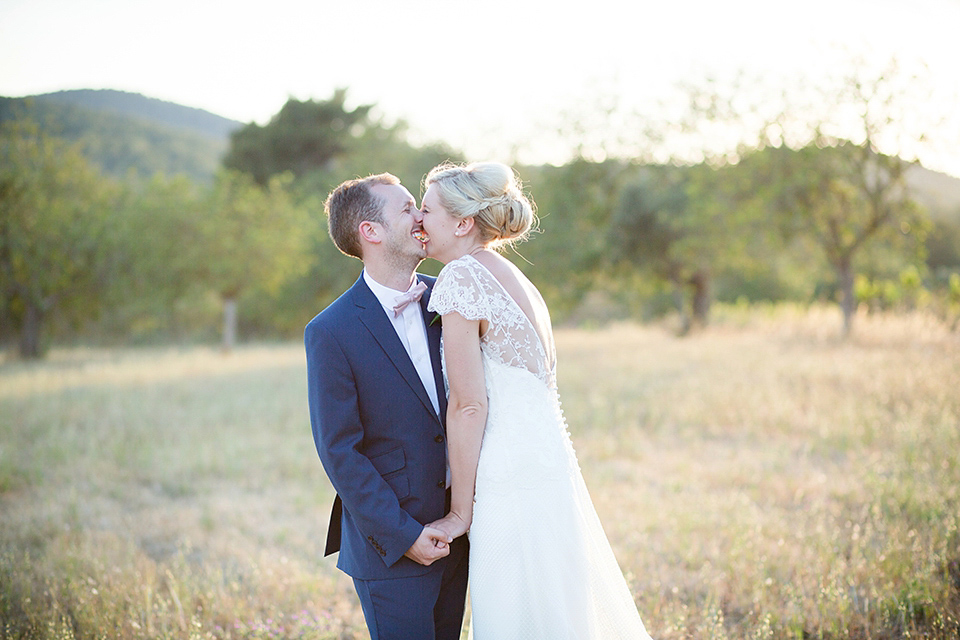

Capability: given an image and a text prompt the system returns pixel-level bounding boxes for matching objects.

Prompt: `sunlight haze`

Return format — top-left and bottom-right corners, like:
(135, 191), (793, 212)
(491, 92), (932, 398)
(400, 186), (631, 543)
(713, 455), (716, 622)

(1, 0), (957, 176)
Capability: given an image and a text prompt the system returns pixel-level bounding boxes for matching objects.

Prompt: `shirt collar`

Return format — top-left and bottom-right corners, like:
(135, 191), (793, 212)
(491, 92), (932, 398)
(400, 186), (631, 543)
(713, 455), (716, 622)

(363, 269), (421, 314)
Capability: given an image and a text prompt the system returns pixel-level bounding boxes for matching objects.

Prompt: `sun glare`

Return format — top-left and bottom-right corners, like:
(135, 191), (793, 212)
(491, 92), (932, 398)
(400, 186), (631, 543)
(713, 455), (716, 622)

(0, 0), (958, 176)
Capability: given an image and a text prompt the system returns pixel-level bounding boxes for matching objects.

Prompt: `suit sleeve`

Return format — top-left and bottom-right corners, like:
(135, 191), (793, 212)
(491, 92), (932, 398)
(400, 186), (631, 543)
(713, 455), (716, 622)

(305, 320), (423, 567)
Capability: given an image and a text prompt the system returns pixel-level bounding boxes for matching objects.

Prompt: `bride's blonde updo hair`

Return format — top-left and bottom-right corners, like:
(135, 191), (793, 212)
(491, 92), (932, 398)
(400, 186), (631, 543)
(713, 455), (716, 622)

(424, 162), (537, 248)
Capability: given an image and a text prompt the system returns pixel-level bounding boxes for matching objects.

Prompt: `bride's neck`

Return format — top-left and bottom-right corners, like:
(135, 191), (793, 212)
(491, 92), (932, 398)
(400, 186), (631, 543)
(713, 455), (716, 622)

(439, 243), (486, 265)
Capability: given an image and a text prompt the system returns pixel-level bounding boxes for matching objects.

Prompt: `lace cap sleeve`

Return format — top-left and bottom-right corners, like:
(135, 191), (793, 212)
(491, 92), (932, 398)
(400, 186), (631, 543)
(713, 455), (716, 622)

(428, 257), (488, 321)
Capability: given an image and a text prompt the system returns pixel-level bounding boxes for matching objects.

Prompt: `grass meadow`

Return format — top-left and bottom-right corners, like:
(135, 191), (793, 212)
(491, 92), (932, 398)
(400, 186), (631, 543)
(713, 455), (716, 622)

(1, 305), (958, 639)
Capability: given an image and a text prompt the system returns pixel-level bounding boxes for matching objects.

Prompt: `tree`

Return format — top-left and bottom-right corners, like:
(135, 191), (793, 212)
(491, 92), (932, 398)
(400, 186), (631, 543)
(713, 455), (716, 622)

(0, 118), (117, 358)
(757, 57), (934, 337)
(222, 89), (373, 186)
(197, 169), (307, 350)
(610, 159), (765, 332)
(927, 217), (960, 279)
(218, 89), (467, 337)
(517, 158), (630, 320)
(770, 140), (926, 336)
(611, 166), (692, 324)
(107, 173), (208, 339)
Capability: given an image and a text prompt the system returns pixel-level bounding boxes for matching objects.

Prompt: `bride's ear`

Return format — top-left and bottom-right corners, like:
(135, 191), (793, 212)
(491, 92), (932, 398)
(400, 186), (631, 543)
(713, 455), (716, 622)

(455, 217), (475, 237)
(358, 220), (381, 245)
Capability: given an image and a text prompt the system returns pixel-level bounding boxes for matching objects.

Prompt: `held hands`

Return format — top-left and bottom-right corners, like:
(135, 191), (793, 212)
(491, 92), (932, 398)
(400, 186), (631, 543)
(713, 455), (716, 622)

(403, 511), (471, 566)
(428, 512), (470, 541)
(404, 526), (453, 566)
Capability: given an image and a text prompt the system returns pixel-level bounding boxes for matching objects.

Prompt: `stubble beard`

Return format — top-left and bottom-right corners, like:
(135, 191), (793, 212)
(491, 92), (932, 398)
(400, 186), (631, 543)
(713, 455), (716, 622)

(383, 235), (425, 276)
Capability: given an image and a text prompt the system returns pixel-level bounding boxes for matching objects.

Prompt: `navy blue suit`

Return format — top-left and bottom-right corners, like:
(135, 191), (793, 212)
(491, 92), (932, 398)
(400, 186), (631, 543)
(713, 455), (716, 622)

(305, 274), (468, 639)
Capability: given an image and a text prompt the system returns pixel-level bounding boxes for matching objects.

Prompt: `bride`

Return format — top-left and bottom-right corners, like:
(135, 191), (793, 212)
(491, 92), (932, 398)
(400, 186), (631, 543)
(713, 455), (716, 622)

(418, 162), (653, 639)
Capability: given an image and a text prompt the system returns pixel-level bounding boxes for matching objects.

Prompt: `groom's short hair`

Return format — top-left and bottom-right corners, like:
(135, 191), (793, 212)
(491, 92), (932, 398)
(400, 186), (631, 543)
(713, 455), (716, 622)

(325, 173), (400, 259)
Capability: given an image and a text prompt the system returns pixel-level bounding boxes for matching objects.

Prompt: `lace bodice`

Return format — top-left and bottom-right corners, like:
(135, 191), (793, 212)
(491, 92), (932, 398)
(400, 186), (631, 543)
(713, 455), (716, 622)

(428, 255), (556, 389)
(428, 259), (651, 639)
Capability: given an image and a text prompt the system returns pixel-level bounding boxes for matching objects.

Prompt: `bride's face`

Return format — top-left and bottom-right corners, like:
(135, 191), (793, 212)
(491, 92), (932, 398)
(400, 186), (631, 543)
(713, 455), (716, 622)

(419, 185), (461, 262)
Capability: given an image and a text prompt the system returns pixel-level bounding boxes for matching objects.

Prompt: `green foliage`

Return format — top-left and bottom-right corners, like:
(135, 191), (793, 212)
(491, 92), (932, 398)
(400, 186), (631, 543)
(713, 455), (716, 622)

(100, 170), (311, 344)
(0, 117), (119, 357)
(607, 158), (781, 328)
(199, 170), (307, 300)
(319, 121), (461, 199)
(216, 88), (467, 337)
(927, 217), (960, 277)
(34, 88), (240, 139)
(925, 271), (960, 331)
(203, 170), (311, 347)
(769, 142), (926, 265)
(256, 111), (464, 333)
(6, 81), (960, 352)
(610, 165), (687, 279)
(855, 265), (929, 312)
(517, 159), (631, 320)
(0, 94), (230, 183)
(105, 173), (210, 340)
(0, 88), (469, 349)
(223, 89), (374, 186)
(763, 139), (929, 335)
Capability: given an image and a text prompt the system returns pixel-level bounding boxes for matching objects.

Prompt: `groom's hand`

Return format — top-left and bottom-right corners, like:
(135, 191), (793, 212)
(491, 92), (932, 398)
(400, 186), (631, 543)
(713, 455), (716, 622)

(404, 526), (453, 566)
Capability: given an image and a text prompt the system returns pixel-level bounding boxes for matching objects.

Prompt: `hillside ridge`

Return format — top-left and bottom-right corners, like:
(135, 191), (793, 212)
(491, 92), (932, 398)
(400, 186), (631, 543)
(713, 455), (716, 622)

(2, 88), (959, 218)
(33, 89), (243, 140)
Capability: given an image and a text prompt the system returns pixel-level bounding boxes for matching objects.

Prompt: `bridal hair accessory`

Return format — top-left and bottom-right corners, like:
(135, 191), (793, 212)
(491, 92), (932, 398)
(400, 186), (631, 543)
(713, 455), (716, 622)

(392, 281), (428, 317)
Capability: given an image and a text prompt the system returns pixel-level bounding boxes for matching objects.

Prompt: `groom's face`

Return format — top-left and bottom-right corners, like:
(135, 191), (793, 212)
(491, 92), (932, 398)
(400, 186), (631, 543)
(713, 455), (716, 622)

(369, 183), (426, 262)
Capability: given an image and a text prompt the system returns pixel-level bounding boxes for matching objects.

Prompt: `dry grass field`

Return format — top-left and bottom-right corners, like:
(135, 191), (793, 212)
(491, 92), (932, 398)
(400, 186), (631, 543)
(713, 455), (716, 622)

(1, 305), (958, 639)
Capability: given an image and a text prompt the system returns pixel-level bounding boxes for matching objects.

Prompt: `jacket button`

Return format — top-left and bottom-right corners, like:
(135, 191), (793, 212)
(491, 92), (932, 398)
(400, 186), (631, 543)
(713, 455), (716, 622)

(434, 434), (444, 443)
(437, 480), (446, 489)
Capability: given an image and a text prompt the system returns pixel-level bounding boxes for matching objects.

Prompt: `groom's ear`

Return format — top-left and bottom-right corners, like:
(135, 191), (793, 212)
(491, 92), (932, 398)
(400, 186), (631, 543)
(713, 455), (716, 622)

(358, 220), (381, 245)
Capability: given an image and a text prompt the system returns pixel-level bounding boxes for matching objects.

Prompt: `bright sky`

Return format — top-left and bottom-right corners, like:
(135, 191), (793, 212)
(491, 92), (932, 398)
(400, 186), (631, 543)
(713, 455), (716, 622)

(1, 0), (958, 176)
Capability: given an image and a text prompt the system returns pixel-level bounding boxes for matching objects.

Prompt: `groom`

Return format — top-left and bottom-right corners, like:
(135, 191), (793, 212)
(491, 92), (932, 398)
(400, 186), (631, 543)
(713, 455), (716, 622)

(305, 173), (468, 640)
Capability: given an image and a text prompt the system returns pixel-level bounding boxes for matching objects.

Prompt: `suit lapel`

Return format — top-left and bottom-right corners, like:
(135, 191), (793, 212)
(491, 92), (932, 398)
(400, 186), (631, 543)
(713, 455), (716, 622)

(351, 277), (441, 423)
(421, 280), (448, 426)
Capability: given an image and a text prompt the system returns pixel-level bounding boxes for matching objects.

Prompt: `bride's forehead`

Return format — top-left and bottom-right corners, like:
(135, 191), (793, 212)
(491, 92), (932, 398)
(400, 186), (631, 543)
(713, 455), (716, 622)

(422, 186), (443, 207)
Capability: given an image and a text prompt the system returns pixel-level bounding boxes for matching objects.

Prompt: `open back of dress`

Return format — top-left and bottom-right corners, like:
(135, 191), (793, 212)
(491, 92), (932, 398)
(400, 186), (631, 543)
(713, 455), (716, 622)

(429, 255), (652, 640)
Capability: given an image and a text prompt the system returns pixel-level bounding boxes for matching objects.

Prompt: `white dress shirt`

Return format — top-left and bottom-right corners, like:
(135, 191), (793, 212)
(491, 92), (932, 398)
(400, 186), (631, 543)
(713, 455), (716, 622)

(362, 270), (441, 416)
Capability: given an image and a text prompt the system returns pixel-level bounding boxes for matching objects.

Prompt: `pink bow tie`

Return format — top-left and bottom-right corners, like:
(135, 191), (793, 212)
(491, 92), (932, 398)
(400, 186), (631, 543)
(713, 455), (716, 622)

(392, 281), (428, 317)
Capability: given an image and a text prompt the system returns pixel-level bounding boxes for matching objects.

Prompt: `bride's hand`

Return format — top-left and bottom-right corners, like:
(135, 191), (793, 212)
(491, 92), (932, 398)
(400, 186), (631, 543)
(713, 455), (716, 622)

(429, 512), (470, 540)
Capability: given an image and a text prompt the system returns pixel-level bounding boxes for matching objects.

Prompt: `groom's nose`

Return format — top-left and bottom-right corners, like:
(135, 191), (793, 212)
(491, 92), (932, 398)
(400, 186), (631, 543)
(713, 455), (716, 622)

(412, 208), (424, 223)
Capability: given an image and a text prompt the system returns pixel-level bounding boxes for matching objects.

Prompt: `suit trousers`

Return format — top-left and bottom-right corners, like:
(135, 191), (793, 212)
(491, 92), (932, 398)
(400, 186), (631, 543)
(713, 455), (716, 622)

(353, 535), (469, 640)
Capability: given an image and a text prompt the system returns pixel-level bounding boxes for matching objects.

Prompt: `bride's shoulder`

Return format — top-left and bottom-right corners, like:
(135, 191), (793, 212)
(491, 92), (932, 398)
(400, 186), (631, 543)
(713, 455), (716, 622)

(429, 256), (489, 317)
(436, 255), (486, 284)
(438, 254), (472, 273)
(472, 251), (530, 293)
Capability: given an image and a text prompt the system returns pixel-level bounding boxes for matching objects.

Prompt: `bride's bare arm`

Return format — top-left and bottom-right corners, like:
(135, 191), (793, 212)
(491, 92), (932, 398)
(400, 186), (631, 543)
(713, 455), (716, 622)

(432, 310), (486, 539)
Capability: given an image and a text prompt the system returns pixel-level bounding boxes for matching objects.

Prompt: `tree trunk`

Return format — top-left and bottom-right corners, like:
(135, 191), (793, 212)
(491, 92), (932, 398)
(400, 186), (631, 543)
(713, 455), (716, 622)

(690, 271), (711, 328)
(18, 301), (44, 359)
(222, 297), (237, 352)
(837, 258), (855, 338)
(671, 277), (691, 336)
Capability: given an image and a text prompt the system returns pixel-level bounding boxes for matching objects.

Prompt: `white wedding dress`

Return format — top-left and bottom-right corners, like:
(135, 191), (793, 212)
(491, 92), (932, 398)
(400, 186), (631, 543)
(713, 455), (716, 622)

(429, 255), (652, 640)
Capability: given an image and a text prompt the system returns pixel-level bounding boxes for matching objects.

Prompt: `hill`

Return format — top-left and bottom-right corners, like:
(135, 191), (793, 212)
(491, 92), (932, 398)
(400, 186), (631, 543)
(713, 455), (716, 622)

(0, 89), (243, 182)
(34, 89), (241, 141)
(2, 88), (959, 216)
(907, 164), (960, 220)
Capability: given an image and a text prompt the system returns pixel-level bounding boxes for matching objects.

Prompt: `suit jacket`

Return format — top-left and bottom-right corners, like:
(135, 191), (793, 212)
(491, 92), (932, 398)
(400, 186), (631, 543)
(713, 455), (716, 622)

(304, 274), (449, 580)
